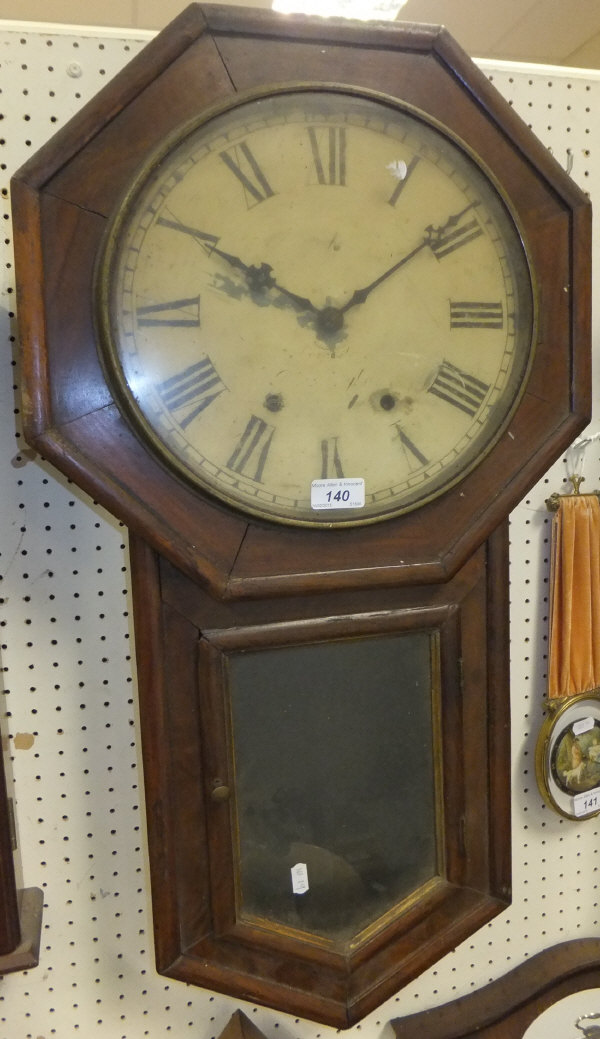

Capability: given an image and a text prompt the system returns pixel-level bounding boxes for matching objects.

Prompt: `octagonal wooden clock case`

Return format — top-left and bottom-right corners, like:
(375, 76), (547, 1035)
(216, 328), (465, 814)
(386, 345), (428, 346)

(11, 4), (590, 1028)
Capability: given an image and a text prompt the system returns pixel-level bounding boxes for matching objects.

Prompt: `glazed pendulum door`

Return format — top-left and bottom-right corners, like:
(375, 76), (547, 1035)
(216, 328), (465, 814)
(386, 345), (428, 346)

(224, 631), (441, 944)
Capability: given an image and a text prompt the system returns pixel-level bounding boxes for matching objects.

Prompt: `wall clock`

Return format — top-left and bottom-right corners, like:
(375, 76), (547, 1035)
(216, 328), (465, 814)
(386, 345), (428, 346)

(391, 938), (600, 1038)
(11, 2), (591, 1029)
(96, 86), (534, 529)
(536, 693), (600, 821)
(0, 738), (43, 975)
(0, 743), (20, 961)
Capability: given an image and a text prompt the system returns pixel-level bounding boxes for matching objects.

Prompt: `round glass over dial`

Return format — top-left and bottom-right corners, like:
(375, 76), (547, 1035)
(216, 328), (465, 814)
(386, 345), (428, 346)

(96, 88), (535, 526)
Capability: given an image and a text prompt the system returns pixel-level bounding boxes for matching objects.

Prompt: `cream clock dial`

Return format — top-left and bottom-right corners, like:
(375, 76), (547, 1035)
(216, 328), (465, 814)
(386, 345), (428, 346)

(96, 88), (535, 526)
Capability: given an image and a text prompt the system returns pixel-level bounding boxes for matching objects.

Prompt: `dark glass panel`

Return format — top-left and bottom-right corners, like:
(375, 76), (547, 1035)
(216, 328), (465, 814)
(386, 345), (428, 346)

(227, 631), (438, 943)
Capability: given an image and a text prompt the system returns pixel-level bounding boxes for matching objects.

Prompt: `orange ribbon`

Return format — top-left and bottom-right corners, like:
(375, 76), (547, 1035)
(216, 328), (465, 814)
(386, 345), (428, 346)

(548, 494), (600, 699)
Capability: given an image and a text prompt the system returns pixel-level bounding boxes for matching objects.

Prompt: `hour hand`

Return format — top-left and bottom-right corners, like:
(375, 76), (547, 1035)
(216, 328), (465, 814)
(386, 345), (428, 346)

(212, 247), (317, 313)
(156, 218), (318, 314)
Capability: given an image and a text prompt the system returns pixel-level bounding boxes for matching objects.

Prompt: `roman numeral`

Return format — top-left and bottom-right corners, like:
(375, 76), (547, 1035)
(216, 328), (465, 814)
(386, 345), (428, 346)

(320, 437), (344, 478)
(394, 425), (428, 469)
(307, 126), (346, 186)
(426, 210), (483, 260)
(428, 362), (490, 417)
(220, 142), (275, 206)
(450, 301), (504, 329)
(136, 296), (201, 328)
(157, 357), (225, 429)
(387, 156), (420, 206)
(227, 415), (275, 482)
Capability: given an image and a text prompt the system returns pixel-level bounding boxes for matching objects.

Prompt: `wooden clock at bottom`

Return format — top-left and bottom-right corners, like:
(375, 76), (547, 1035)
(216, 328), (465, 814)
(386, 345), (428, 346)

(128, 523), (511, 1028)
(0, 732), (43, 975)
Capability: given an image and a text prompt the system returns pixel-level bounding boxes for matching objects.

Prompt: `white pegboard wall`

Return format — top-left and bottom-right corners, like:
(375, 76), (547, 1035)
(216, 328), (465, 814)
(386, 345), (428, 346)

(0, 23), (600, 1039)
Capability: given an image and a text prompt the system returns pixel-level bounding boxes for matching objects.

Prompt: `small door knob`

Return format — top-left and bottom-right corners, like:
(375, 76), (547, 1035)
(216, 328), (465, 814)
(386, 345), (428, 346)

(210, 781), (231, 803)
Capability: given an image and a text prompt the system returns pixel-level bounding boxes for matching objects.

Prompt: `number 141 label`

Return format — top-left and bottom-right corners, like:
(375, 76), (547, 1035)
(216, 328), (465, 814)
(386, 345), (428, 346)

(311, 478), (365, 511)
(573, 786), (600, 818)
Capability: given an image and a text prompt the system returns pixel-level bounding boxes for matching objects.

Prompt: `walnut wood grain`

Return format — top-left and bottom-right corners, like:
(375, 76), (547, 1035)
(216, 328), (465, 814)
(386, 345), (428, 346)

(0, 747), (20, 955)
(391, 939), (600, 1039)
(218, 1010), (268, 1039)
(128, 524), (511, 1027)
(11, 4), (591, 598)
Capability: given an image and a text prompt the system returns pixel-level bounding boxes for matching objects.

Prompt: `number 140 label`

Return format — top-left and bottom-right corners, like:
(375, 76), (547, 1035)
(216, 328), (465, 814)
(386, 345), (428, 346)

(311, 478), (365, 511)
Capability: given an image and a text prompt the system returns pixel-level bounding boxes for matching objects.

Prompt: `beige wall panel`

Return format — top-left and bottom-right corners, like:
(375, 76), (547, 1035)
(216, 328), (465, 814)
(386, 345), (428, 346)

(493, 0), (600, 62)
(0, 0), (600, 68)
(137, 0), (268, 28)
(133, 0), (190, 28)
(563, 32), (600, 70)
(400, 0), (537, 55)
(0, 0), (262, 30)
(0, 0), (136, 27)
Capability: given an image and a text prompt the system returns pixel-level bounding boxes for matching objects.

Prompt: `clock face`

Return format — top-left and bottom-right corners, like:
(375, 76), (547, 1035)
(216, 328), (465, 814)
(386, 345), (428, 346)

(96, 88), (535, 526)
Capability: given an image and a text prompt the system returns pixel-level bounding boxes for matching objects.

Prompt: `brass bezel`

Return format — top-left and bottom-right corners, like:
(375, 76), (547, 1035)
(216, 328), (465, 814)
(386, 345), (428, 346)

(536, 690), (600, 820)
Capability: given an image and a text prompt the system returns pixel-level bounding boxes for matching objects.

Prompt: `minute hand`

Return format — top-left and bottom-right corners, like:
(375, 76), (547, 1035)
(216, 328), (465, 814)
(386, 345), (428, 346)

(340, 203), (480, 315)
